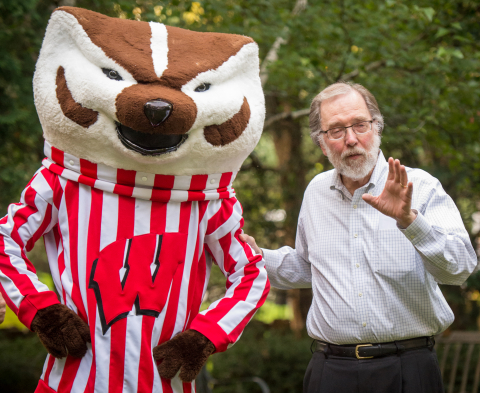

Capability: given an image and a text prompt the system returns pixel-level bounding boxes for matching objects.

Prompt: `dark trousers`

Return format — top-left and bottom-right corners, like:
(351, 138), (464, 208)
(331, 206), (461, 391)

(304, 347), (444, 393)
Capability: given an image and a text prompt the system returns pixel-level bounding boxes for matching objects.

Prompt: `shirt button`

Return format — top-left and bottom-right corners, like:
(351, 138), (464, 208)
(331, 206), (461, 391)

(141, 176), (147, 181)
(369, 191), (373, 195)
(410, 235), (415, 239)
(69, 160), (74, 166)
(354, 234), (358, 238)
(210, 179), (216, 184)
(353, 205), (357, 209)
(355, 264), (360, 268)
(359, 293), (363, 297)
(362, 322), (367, 327)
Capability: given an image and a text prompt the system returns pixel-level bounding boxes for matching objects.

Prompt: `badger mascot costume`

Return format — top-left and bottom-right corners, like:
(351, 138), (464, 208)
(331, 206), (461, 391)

(0, 7), (269, 393)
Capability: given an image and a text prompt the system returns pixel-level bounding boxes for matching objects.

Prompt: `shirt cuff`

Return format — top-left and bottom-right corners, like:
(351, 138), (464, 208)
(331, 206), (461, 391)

(398, 210), (431, 245)
(262, 248), (280, 270)
(189, 314), (230, 353)
(18, 291), (60, 330)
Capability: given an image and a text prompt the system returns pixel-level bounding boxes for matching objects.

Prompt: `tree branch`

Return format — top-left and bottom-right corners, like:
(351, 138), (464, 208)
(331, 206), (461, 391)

(340, 59), (387, 81)
(241, 151), (278, 172)
(260, 0), (308, 86)
(264, 108), (310, 128)
(265, 59), (387, 128)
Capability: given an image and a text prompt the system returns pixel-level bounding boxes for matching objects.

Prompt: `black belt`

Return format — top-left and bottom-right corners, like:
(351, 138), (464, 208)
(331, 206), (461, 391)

(315, 336), (435, 359)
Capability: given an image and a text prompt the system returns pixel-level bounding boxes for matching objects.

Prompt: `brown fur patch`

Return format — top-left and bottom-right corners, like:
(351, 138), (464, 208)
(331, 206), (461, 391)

(31, 304), (91, 359)
(57, 7), (253, 88)
(162, 26), (254, 89)
(153, 329), (215, 382)
(56, 7), (157, 82)
(56, 66), (98, 128)
(204, 97), (250, 146)
(116, 84), (197, 134)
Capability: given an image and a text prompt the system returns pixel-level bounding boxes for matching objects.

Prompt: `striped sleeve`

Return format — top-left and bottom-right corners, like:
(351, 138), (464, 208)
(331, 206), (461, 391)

(0, 167), (60, 329)
(190, 197), (270, 352)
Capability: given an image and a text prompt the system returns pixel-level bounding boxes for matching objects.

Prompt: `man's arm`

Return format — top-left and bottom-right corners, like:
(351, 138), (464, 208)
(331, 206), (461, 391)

(398, 181), (477, 285)
(363, 157), (477, 285)
(241, 204), (313, 290)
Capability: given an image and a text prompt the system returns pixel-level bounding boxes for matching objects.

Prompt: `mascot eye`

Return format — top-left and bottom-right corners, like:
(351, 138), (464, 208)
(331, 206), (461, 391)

(194, 83), (211, 92)
(102, 68), (123, 81)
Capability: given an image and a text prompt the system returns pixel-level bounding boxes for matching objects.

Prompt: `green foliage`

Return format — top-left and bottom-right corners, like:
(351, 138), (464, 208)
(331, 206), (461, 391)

(0, 330), (48, 393)
(209, 320), (311, 393)
(1, 0), (479, 339)
(0, 0), (51, 210)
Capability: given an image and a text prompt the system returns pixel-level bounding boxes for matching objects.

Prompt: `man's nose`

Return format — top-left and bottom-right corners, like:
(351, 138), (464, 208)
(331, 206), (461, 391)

(344, 127), (358, 146)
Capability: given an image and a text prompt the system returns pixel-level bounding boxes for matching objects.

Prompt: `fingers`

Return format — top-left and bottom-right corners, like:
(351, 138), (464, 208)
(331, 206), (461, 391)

(153, 341), (183, 380)
(239, 233), (263, 256)
(361, 193), (377, 207)
(72, 314), (92, 343)
(394, 159), (407, 186)
(394, 159), (402, 184)
(407, 181), (414, 199)
(152, 342), (170, 362)
(179, 356), (207, 382)
(61, 320), (88, 358)
(32, 305), (91, 359)
(391, 158), (410, 189)
(0, 292), (6, 324)
(387, 157), (395, 180)
(156, 352), (183, 380)
(37, 330), (68, 358)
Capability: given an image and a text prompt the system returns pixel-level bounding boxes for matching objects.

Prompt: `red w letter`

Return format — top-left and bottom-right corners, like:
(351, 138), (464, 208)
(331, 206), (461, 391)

(89, 232), (187, 334)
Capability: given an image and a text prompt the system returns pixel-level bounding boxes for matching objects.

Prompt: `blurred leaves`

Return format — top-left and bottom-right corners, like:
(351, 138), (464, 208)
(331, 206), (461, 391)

(1, 0), (480, 330)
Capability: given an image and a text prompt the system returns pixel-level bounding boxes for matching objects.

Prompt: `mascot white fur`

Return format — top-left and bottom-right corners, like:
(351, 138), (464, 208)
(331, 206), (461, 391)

(0, 7), (269, 393)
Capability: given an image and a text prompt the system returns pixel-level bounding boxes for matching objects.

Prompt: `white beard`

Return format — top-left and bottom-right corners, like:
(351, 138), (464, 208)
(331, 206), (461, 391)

(323, 133), (381, 181)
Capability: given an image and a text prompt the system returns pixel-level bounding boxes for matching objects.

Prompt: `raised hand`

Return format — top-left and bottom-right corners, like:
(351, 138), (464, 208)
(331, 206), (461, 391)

(362, 157), (417, 228)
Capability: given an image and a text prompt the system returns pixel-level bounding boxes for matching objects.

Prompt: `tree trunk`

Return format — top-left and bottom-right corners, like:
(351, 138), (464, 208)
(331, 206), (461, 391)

(270, 115), (312, 336)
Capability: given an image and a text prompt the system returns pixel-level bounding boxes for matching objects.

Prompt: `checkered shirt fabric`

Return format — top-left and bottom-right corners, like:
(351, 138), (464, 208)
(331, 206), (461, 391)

(263, 151), (477, 345)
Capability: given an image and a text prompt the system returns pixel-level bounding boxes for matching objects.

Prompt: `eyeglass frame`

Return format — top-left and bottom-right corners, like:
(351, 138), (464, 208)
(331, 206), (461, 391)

(319, 119), (376, 140)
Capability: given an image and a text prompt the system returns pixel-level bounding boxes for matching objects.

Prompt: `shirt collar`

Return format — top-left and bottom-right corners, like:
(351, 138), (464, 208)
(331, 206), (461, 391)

(330, 150), (388, 197)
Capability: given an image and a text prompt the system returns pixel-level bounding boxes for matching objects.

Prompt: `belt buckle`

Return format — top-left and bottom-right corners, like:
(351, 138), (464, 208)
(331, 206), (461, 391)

(355, 344), (373, 359)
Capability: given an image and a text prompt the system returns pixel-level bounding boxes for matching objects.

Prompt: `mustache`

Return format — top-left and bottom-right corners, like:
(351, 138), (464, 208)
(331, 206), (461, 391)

(341, 148), (367, 160)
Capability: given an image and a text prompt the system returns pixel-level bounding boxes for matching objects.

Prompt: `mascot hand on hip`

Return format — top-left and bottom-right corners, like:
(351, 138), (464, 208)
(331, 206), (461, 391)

(0, 6), (269, 393)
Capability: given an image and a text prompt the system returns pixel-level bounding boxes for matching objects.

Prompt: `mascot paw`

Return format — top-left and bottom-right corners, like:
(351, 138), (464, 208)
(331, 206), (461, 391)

(31, 304), (91, 359)
(153, 329), (216, 382)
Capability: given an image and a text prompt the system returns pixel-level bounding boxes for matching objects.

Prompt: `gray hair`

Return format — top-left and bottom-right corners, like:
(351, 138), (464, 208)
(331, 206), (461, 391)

(309, 82), (384, 147)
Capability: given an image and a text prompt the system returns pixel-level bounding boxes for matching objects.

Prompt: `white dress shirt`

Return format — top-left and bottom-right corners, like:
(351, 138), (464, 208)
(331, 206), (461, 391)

(263, 151), (477, 345)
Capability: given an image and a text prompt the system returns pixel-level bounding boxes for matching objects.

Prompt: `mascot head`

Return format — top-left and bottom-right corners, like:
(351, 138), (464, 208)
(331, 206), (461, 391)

(33, 7), (265, 175)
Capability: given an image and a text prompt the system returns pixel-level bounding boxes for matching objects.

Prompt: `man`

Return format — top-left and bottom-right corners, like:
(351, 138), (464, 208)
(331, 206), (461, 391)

(241, 82), (477, 393)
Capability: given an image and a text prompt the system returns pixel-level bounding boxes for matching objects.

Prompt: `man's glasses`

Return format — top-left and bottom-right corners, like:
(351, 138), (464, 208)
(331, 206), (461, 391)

(320, 120), (375, 140)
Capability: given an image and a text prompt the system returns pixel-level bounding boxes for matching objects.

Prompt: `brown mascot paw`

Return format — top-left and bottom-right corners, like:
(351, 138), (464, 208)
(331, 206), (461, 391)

(153, 329), (216, 382)
(31, 304), (91, 359)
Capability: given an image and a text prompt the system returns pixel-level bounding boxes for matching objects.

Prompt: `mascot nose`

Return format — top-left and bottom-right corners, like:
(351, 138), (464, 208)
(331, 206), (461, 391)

(144, 100), (173, 127)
